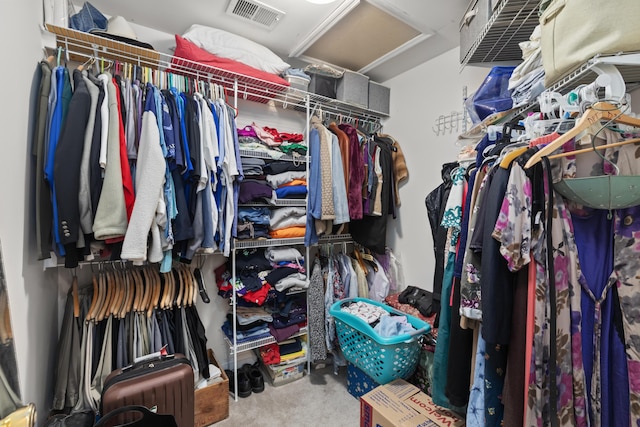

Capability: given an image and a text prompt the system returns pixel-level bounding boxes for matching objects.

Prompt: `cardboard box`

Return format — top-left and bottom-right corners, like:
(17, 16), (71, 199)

(194, 349), (229, 427)
(261, 357), (306, 387)
(360, 380), (465, 427)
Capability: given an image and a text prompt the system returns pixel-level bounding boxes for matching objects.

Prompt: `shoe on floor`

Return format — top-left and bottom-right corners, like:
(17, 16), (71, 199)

(242, 363), (265, 393)
(226, 369), (252, 398)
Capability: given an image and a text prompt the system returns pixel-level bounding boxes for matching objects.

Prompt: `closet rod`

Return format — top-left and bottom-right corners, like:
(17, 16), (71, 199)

(313, 108), (382, 131)
(47, 253), (214, 270)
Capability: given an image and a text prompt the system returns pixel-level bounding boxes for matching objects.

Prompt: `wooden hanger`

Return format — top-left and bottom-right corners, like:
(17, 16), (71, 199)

(176, 266), (186, 308)
(185, 267), (195, 307)
(71, 269), (80, 318)
(95, 269), (110, 322)
(142, 267), (152, 313)
(132, 268), (142, 313)
(524, 102), (640, 169)
(147, 267), (159, 317)
(86, 267), (100, 322)
(163, 271), (173, 310)
(187, 267), (196, 307)
(125, 268), (138, 316)
(93, 268), (106, 322)
(115, 269), (129, 319)
(113, 268), (127, 319)
(163, 270), (173, 310)
(139, 267), (151, 313)
(0, 290), (9, 344)
(548, 136), (640, 160)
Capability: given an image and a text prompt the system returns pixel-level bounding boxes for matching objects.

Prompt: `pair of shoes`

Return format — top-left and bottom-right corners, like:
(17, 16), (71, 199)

(242, 362), (265, 393)
(225, 369), (252, 398)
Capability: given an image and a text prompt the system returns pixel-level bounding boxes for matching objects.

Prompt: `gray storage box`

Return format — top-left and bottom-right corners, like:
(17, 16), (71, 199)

(337, 70), (369, 108)
(368, 81), (390, 115)
(308, 73), (338, 98)
(459, 0), (493, 63)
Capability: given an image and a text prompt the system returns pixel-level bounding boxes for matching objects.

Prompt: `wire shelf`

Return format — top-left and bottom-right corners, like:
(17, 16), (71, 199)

(459, 52), (640, 138)
(45, 24), (388, 122)
(232, 237), (305, 249)
(239, 200), (307, 207)
(239, 149), (307, 162)
(460, 0), (540, 68)
(318, 233), (353, 243)
(225, 326), (308, 354)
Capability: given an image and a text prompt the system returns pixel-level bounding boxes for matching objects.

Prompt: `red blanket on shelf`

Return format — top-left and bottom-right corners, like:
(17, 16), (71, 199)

(171, 35), (289, 103)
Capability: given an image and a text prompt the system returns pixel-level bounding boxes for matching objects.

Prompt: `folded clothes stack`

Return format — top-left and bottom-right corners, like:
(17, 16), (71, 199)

(259, 337), (307, 366)
(237, 206), (271, 239)
(237, 122), (306, 159)
(264, 247), (307, 292)
(268, 206), (306, 239)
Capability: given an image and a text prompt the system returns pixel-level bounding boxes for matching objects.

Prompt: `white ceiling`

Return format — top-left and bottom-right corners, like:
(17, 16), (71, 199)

(85, 0), (468, 82)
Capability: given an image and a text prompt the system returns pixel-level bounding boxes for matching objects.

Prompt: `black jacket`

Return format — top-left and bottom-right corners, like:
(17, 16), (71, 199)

(424, 162), (458, 310)
(54, 69), (92, 268)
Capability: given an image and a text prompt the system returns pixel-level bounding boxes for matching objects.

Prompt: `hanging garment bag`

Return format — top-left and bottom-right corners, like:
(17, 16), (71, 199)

(100, 355), (193, 427)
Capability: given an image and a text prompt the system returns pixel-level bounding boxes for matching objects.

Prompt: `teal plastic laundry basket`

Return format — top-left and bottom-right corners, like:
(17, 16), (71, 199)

(329, 297), (430, 384)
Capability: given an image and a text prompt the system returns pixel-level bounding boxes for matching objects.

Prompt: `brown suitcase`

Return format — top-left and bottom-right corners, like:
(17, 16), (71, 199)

(100, 354), (194, 427)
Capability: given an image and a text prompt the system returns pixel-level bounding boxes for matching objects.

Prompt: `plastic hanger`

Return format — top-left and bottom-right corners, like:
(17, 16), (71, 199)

(524, 102), (640, 168)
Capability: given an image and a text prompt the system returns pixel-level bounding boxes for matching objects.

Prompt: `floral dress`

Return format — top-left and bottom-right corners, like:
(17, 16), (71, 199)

(492, 160), (588, 426)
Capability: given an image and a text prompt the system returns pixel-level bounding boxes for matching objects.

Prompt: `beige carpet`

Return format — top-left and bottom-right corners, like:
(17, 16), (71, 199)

(217, 364), (360, 426)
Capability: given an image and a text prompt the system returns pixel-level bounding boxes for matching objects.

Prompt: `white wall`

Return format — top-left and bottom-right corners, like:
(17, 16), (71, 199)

(381, 48), (489, 292)
(0, 1), (60, 424)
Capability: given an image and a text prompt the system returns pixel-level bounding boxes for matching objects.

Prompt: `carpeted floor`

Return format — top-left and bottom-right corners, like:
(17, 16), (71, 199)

(216, 363), (360, 426)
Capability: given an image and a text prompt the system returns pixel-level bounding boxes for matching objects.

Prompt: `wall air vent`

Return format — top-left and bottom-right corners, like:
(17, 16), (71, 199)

(226, 0), (285, 30)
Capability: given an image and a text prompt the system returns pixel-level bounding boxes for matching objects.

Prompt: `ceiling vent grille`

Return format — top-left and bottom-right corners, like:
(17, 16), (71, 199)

(226, 0), (285, 30)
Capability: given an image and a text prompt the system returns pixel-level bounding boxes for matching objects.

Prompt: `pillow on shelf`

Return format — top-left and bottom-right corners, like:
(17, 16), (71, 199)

(182, 24), (290, 75)
(172, 35), (290, 89)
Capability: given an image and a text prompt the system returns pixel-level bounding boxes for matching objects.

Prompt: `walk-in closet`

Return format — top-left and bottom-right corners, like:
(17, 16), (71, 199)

(2, 1), (640, 426)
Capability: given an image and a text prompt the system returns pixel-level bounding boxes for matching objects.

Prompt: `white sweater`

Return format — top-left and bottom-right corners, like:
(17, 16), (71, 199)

(120, 109), (166, 262)
(93, 75), (127, 240)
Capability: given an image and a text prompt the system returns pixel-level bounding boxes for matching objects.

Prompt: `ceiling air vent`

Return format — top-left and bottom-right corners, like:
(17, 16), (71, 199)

(226, 0), (285, 30)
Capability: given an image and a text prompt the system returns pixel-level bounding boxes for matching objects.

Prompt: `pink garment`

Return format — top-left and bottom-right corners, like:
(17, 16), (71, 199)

(251, 122), (282, 146)
(237, 125), (257, 138)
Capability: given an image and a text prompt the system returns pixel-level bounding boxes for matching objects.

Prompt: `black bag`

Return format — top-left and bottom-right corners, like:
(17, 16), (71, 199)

(95, 406), (177, 427)
(398, 286), (434, 317)
(43, 411), (95, 427)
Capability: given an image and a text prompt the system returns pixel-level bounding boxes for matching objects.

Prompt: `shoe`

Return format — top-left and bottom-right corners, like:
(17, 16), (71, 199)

(225, 369), (252, 398)
(242, 363), (265, 393)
